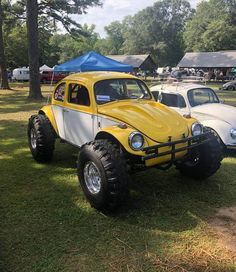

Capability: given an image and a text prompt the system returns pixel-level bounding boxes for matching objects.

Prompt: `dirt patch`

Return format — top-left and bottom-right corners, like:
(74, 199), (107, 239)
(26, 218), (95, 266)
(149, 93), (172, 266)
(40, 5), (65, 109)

(209, 206), (236, 253)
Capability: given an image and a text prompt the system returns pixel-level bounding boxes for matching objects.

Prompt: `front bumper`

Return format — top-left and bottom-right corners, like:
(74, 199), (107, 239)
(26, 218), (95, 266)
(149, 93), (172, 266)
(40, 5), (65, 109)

(141, 132), (210, 162)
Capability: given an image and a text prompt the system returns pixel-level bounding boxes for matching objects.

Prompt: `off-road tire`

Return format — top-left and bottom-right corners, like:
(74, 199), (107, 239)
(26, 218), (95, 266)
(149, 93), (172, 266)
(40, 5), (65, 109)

(78, 140), (130, 211)
(176, 132), (223, 179)
(28, 114), (55, 162)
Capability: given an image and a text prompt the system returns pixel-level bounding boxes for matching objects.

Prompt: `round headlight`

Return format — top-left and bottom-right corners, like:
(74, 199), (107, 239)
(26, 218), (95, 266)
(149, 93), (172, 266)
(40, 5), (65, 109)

(191, 122), (203, 136)
(230, 128), (236, 139)
(128, 132), (144, 150)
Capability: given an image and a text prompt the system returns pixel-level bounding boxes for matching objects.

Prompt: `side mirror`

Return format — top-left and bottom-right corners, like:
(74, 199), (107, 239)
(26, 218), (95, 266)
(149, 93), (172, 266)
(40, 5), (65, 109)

(220, 99), (225, 104)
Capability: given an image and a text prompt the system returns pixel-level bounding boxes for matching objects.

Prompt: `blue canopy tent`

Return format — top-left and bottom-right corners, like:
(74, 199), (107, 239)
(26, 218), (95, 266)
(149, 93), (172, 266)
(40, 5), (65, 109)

(54, 51), (133, 72)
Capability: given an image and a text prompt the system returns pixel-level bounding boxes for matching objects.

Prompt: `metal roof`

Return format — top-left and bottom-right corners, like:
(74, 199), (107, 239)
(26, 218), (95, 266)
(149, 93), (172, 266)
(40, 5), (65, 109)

(107, 55), (150, 68)
(150, 83), (209, 96)
(178, 51), (236, 68)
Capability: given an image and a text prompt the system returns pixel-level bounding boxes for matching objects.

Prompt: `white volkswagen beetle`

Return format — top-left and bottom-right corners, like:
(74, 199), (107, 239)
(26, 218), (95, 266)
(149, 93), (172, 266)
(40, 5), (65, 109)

(150, 83), (236, 150)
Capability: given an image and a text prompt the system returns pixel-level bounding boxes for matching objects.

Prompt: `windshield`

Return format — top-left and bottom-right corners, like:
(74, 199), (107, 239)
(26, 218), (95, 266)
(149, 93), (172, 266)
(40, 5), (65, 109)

(94, 79), (152, 104)
(187, 88), (219, 107)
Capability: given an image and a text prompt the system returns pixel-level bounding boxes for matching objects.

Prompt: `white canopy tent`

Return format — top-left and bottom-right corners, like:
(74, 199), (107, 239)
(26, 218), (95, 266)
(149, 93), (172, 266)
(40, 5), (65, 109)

(40, 64), (53, 71)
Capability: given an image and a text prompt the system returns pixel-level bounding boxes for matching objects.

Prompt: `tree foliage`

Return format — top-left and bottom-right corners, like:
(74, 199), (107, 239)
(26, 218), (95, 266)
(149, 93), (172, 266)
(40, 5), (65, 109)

(102, 0), (193, 66)
(2, 0), (236, 85)
(13, 0), (102, 99)
(183, 0), (236, 52)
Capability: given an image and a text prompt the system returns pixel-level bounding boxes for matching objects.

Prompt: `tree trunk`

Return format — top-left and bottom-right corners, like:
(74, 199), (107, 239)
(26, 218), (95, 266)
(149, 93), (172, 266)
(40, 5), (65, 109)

(26, 0), (43, 99)
(0, 0), (10, 90)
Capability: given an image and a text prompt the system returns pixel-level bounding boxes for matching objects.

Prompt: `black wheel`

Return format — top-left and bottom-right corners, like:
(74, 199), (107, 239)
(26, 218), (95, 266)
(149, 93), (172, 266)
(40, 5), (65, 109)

(77, 140), (130, 211)
(228, 85), (236, 91)
(28, 114), (55, 162)
(176, 132), (223, 179)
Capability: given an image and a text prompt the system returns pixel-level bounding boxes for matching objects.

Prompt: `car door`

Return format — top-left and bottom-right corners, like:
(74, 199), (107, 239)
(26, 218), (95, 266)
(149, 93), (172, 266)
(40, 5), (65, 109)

(63, 82), (95, 147)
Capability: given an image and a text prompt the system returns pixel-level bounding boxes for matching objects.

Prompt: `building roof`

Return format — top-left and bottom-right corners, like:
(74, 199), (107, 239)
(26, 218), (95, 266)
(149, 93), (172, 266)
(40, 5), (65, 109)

(178, 51), (236, 68)
(107, 55), (151, 68)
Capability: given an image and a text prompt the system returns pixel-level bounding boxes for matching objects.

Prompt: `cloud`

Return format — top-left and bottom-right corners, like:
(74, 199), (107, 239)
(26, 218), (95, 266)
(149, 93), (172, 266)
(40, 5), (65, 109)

(74, 0), (201, 38)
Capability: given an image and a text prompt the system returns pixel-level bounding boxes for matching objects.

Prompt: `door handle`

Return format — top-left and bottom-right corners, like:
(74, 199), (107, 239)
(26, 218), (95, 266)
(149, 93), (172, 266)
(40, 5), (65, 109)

(63, 109), (69, 113)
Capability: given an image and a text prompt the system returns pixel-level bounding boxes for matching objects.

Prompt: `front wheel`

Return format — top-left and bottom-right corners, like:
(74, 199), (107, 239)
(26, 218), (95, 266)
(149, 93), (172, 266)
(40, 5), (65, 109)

(176, 132), (223, 179)
(77, 140), (130, 211)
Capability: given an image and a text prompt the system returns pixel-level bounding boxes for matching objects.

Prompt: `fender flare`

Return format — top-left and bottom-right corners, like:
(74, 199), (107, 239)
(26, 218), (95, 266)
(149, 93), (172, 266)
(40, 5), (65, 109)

(95, 126), (145, 156)
(38, 105), (59, 135)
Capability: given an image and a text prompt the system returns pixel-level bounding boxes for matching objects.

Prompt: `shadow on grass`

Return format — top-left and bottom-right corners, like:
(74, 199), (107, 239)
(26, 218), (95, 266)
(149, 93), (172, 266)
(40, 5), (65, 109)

(0, 91), (48, 114)
(0, 119), (236, 272)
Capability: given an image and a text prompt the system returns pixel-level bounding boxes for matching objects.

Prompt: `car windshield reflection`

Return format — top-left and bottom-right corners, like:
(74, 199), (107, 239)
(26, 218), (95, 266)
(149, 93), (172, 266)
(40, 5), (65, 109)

(94, 79), (152, 105)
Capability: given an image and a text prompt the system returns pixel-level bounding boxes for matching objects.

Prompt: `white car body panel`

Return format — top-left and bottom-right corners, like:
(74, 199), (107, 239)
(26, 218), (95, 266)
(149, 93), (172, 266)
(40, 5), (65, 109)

(52, 105), (119, 147)
(52, 105), (65, 139)
(64, 109), (96, 146)
(150, 83), (236, 149)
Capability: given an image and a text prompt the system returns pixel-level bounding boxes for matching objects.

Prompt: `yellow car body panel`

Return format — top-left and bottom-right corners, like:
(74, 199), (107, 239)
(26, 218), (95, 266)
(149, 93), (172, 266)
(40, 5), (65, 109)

(99, 125), (188, 167)
(97, 100), (190, 142)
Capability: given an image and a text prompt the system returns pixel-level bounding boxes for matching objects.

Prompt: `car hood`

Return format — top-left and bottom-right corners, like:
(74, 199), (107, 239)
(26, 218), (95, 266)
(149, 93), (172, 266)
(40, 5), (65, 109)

(191, 103), (236, 125)
(98, 100), (189, 142)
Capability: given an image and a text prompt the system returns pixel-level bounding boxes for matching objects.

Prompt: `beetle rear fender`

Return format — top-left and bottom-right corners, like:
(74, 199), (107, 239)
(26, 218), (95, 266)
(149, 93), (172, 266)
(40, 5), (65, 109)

(38, 105), (59, 135)
(95, 127), (145, 156)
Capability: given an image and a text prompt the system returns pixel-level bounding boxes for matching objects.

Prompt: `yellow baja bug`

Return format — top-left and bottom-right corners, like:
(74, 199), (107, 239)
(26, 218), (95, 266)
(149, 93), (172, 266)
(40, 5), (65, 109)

(28, 72), (222, 211)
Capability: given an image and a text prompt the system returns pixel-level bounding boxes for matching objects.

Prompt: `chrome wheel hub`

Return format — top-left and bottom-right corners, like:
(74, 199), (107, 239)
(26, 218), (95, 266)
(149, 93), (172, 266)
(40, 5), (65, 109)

(30, 128), (37, 149)
(84, 161), (102, 194)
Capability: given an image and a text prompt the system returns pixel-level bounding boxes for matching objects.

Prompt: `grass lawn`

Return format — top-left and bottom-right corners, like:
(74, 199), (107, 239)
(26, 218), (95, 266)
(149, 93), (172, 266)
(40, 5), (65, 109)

(0, 85), (236, 272)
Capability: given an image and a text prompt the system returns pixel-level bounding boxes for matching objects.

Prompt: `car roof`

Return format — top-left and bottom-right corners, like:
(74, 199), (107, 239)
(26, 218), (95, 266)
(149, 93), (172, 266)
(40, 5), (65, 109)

(64, 71), (137, 84)
(150, 82), (210, 95)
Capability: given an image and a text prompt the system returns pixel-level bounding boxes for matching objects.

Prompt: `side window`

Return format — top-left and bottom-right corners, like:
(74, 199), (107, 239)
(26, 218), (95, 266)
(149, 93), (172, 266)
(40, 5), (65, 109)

(54, 83), (65, 102)
(160, 93), (186, 108)
(68, 83), (90, 106)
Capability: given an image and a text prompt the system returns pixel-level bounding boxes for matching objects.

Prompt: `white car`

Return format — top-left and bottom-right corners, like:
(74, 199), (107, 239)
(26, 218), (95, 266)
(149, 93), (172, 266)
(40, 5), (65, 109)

(150, 83), (236, 150)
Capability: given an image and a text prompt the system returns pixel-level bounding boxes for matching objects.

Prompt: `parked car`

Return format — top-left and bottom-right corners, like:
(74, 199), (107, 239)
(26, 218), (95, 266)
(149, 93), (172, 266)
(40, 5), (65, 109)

(40, 70), (67, 83)
(222, 81), (236, 91)
(12, 67), (30, 81)
(171, 70), (188, 80)
(151, 83), (236, 151)
(28, 72), (222, 211)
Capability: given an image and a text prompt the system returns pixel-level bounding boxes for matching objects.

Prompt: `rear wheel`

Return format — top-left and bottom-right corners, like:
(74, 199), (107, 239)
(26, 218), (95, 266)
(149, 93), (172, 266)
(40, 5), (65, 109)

(228, 85), (236, 91)
(28, 114), (55, 162)
(77, 140), (130, 211)
(176, 132), (223, 179)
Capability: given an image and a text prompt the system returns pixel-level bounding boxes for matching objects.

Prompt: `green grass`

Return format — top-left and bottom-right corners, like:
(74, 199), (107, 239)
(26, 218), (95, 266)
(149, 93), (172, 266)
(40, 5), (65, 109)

(0, 86), (236, 272)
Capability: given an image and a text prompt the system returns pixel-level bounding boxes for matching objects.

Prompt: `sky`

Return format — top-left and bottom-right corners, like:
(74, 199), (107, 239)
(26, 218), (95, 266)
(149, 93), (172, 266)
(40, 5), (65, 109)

(76, 0), (202, 38)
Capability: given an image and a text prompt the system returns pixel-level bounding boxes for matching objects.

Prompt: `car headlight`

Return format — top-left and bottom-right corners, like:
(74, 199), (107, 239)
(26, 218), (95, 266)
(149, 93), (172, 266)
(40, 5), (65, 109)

(128, 132), (144, 150)
(230, 128), (236, 139)
(191, 122), (203, 136)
